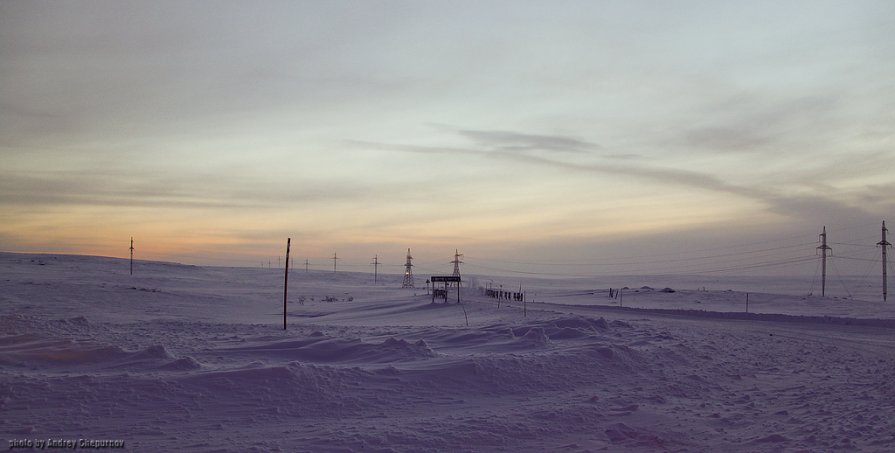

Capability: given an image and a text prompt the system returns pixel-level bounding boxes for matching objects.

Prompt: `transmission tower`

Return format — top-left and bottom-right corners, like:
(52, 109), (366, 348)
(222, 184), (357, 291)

(371, 254), (380, 283)
(332, 252), (339, 273)
(402, 248), (414, 288)
(817, 226), (832, 297)
(451, 249), (464, 278)
(129, 237), (134, 276)
(878, 221), (891, 302)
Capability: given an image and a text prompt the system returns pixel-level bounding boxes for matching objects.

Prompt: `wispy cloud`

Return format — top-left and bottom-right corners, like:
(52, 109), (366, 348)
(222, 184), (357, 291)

(457, 129), (599, 154)
(0, 170), (379, 210)
(368, 136), (887, 227)
(671, 94), (842, 155)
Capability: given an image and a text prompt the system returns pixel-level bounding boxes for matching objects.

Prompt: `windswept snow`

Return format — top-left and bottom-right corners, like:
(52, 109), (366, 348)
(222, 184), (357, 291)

(2, 252), (894, 452)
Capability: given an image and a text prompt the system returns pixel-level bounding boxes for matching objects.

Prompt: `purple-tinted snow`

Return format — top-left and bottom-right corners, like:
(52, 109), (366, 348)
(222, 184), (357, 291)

(2, 252), (894, 452)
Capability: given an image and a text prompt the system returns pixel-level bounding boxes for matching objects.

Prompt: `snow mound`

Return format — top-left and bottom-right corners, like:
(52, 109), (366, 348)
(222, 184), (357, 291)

(604, 422), (667, 447)
(156, 356), (201, 371)
(0, 334), (198, 372)
(175, 363), (371, 417)
(217, 334), (436, 364)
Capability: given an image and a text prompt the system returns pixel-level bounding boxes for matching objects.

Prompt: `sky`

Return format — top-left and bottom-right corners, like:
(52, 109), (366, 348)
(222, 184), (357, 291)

(1, 0), (893, 278)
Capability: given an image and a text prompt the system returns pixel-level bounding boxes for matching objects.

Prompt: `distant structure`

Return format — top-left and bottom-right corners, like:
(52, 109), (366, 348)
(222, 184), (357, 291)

(817, 226), (832, 297)
(878, 221), (891, 302)
(332, 252), (339, 273)
(451, 249), (464, 278)
(129, 237), (134, 276)
(305, 258), (309, 273)
(371, 254), (380, 283)
(402, 248), (414, 288)
(430, 275), (461, 303)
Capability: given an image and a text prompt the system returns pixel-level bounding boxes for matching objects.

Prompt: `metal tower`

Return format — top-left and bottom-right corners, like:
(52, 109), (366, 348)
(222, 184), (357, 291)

(451, 249), (464, 278)
(878, 221), (891, 302)
(402, 248), (414, 288)
(371, 254), (380, 283)
(817, 226), (832, 297)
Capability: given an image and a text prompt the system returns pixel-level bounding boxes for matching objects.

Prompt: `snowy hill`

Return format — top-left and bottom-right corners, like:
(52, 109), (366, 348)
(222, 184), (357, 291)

(2, 252), (894, 451)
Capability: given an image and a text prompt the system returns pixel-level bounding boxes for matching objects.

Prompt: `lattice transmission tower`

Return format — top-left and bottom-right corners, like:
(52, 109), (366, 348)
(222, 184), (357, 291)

(402, 248), (414, 288)
(451, 249), (464, 278)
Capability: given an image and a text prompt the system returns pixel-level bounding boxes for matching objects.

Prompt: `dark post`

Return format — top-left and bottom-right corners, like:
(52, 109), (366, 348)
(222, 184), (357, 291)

(817, 226), (832, 297)
(129, 237), (134, 276)
(284, 238), (291, 330)
(878, 221), (890, 302)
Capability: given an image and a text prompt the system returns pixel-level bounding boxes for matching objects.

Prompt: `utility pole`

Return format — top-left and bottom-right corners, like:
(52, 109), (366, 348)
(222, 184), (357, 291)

(878, 221), (891, 302)
(305, 258), (309, 273)
(332, 252), (339, 273)
(402, 248), (414, 288)
(817, 226), (832, 297)
(129, 237), (134, 276)
(371, 255), (380, 283)
(284, 238), (291, 330)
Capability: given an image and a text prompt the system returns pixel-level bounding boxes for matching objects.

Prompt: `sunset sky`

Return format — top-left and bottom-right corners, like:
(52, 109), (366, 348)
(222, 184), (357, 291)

(1, 1), (893, 276)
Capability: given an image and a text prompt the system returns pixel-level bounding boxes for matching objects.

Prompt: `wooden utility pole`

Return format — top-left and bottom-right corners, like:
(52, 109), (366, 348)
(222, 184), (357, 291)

(879, 221), (891, 302)
(332, 252), (339, 272)
(129, 237), (134, 276)
(305, 259), (309, 273)
(817, 226), (832, 297)
(371, 255), (379, 283)
(284, 238), (291, 330)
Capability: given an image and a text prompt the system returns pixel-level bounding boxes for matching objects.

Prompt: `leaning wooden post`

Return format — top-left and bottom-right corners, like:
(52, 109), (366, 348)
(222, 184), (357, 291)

(284, 238), (291, 330)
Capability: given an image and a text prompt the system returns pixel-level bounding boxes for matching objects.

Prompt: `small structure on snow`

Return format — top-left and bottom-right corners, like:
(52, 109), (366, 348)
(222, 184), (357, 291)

(430, 275), (461, 303)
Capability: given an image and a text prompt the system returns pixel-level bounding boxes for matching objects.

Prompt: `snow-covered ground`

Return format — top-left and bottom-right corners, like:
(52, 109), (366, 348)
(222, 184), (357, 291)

(2, 252), (894, 452)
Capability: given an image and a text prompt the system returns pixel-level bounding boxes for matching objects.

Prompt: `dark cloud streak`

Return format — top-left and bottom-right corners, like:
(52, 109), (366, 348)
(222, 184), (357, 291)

(458, 129), (599, 153)
(371, 137), (885, 228)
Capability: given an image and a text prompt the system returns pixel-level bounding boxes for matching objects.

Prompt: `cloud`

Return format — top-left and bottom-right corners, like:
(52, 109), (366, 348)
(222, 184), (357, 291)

(457, 129), (599, 153)
(368, 136), (884, 227)
(672, 94), (842, 155)
(0, 170), (378, 211)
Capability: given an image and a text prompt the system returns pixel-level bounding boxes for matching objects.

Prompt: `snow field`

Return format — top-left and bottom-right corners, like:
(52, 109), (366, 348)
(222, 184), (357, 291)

(2, 252), (894, 452)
